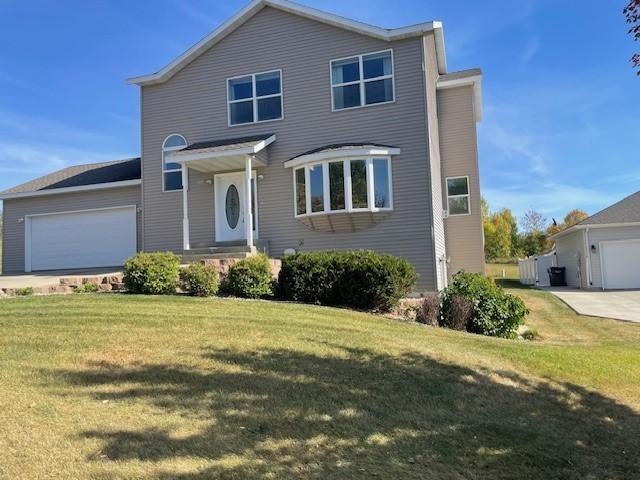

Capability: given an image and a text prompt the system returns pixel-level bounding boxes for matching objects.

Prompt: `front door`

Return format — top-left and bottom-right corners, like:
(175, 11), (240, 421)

(214, 172), (257, 242)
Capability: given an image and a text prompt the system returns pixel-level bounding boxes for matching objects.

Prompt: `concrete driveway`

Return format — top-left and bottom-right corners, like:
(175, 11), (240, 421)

(0, 268), (122, 290)
(547, 288), (640, 323)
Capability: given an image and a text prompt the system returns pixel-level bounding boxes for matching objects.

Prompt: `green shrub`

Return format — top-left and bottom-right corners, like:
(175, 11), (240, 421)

(16, 286), (33, 296)
(75, 283), (98, 294)
(180, 263), (220, 297)
(222, 254), (274, 299)
(123, 252), (180, 295)
(278, 251), (417, 312)
(441, 272), (528, 338)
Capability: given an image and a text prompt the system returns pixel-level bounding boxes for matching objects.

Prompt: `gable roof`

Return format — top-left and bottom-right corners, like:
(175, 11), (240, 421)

(127, 0), (446, 86)
(578, 191), (640, 226)
(552, 190), (640, 239)
(0, 158), (141, 200)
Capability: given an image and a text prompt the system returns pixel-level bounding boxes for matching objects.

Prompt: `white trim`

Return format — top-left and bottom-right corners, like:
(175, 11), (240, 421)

(330, 49), (396, 112)
(292, 156), (393, 218)
(0, 179), (141, 200)
(162, 133), (188, 193)
(551, 221), (640, 240)
(445, 175), (471, 216)
(437, 73), (483, 122)
(284, 146), (400, 169)
(24, 205), (138, 273)
(169, 135), (276, 164)
(226, 69), (283, 127)
(126, 0), (445, 86)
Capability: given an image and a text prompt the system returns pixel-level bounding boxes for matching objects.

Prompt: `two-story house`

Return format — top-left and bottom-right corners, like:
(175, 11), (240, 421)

(0, 0), (484, 291)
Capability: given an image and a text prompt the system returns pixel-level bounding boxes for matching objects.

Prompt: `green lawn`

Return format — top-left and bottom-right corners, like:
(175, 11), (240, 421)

(1, 281), (639, 478)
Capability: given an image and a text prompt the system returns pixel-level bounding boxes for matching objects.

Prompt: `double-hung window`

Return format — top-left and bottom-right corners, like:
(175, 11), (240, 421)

(162, 134), (187, 192)
(227, 70), (283, 126)
(446, 176), (471, 215)
(331, 50), (394, 110)
(294, 157), (392, 217)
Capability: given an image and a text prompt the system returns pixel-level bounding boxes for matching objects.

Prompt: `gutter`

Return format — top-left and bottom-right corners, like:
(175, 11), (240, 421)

(0, 179), (141, 200)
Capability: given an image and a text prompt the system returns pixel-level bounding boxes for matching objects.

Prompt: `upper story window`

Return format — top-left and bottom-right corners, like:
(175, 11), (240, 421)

(446, 176), (470, 215)
(163, 134), (187, 192)
(294, 157), (392, 217)
(227, 70), (283, 126)
(331, 50), (395, 111)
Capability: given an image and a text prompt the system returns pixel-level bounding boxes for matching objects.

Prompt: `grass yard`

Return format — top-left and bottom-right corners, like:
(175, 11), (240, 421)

(1, 277), (639, 479)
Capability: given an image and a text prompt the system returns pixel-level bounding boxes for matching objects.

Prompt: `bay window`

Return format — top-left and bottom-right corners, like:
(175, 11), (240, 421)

(294, 157), (392, 217)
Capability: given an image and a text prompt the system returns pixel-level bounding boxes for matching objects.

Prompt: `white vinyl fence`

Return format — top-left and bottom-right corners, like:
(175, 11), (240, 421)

(518, 251), (557, 287)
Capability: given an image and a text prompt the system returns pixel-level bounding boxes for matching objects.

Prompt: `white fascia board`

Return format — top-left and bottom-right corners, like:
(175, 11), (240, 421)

(437, 73), (483, 122)
(0, 179), (141, 200)
(284, 147), (401, 169)
(127, 0), (444, 86)
(551, 221), (640, 240)
(169, 135), (276, 163)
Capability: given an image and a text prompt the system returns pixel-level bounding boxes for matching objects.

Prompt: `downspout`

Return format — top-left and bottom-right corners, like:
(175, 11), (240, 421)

(583, 227), (592, 288)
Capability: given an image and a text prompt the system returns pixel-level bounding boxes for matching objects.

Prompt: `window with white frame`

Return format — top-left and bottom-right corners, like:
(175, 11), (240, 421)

(163, 134), (187, 192)
(294, 157), (392, 217)
(227, 70), (283, 126)
(331, 50), (394, 111)
(446, 176), (470, 215)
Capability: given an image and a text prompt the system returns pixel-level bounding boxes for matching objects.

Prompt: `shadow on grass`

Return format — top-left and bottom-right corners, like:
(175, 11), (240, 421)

(51, 344), (639, 479)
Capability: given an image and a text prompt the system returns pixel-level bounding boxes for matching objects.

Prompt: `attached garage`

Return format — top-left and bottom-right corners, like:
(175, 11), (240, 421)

(552, 190), (640, 290)
(599, 240), (640, 290)
(1, 158), (141, 274)
(26, 206), (137, 272)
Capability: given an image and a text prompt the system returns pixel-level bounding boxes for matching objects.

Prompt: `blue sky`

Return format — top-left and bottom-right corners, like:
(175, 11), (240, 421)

(0, 0), (637, 223)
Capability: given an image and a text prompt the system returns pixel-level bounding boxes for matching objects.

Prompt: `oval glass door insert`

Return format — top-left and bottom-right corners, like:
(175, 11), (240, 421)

(225, 184), (240, 229)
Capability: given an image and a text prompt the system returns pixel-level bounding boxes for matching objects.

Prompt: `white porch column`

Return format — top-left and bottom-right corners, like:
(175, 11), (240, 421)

(244, 155), (253, 248)
(182, 166), (190, 250)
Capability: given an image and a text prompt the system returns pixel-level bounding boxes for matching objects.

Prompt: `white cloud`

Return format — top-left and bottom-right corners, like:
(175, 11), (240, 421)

(483, 183), (621, 220)
(0, 142), (127, 177)
(481, 122), (548, 175)
(520, 36), (539, 64)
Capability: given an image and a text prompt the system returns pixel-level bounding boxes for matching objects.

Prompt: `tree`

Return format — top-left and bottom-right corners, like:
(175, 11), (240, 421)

(520, 209), (547, 233)
(563, 209), (588, 227)
(482, 200), (517, 260)
(521, 231), (548, 257)
(624, 0), (640, 75)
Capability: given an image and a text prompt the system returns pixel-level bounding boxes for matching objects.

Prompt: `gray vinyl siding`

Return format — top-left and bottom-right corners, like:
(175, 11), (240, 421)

(437, 86), (485, 277)
(140, 6), (437, 290)
(555, 230), (586, 288)
(422, 33), (446, 289)
(585, 226), (640, 289)
(1, 186), (141, 274)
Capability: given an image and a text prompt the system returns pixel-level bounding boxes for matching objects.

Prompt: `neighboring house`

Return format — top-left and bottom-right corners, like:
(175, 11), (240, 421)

(553, 191), (640, 290)
(0, 0), (484, 291)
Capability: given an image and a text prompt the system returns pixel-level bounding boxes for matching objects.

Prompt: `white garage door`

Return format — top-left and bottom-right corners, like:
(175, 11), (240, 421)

(601, 240), (640, 290)
(27, 206), (137, 272)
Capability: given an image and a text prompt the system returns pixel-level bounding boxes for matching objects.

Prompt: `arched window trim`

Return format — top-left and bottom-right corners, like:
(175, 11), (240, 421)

(162, 134), (187, 192)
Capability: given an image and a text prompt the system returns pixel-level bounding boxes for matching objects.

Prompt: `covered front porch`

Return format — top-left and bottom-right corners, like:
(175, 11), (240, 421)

(166, 134), (276, 256)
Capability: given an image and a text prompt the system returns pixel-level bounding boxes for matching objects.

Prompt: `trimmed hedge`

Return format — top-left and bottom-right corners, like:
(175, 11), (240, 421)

(278, 250), (417, 312)
(123, 252), (180, 295)
(180, 263), (220, 297)
(222, 253), (274, 299)
(441, 272), (528, 338)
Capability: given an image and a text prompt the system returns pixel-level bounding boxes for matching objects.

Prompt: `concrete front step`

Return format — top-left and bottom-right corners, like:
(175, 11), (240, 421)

(181, 252), (253, 263)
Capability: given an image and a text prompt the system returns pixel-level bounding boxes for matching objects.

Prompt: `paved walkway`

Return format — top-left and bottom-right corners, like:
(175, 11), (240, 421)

(0, 269), (122, 289)
(546, 287), (640, 323)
